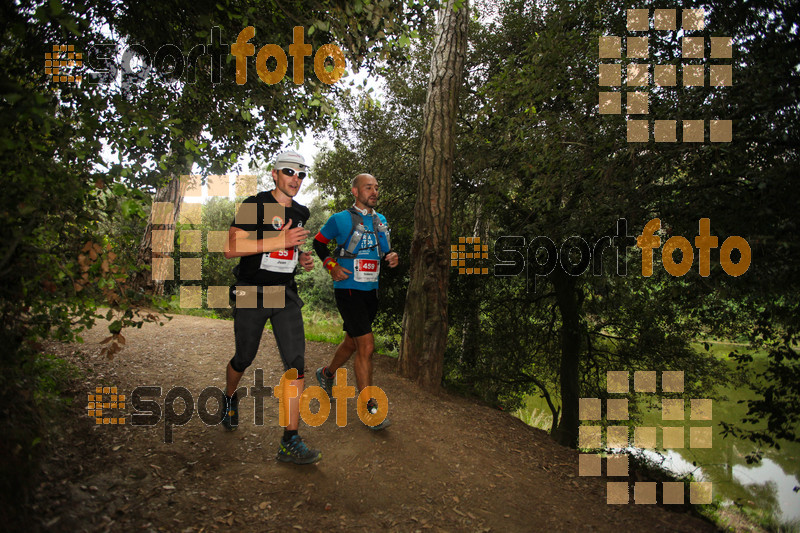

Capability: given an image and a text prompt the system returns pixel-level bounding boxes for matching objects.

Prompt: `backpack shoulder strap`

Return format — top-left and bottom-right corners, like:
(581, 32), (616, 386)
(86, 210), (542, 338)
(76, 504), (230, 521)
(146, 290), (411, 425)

(345, 207), (363, 232)
(333, 208), (363, 258)
(345, 207), (380, 229)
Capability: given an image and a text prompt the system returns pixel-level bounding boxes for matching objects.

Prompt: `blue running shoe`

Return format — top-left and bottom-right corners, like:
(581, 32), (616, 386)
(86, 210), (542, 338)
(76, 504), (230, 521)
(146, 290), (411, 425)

(276, 435), (322, 465)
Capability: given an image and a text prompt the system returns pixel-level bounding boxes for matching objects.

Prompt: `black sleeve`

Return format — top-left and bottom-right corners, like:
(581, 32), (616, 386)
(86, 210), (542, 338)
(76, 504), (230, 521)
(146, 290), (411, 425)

(230, 195), (259, 232)
(313, 236), (331, 262)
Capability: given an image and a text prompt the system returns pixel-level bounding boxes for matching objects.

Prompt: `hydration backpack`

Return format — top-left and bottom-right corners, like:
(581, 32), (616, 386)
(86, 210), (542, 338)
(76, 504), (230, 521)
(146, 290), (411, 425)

(334, 207), (390, 259)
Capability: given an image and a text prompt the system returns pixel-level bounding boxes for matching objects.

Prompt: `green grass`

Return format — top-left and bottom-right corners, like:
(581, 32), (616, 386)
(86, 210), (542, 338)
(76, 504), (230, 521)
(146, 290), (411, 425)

(691, 339), (769, 362)
(28, 352), (83, 414)
(303, 308), (345, 344)
(164, 294), (227, 320)
(162, 297), (398, 356)
(302, 308), (400, 358)
(702, 502), (800, 533)
(515, 404), (553, 431)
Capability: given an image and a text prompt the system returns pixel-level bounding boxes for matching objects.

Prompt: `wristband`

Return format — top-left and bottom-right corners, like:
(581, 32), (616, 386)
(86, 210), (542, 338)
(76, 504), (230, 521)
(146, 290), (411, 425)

(323, 257), (338, 271)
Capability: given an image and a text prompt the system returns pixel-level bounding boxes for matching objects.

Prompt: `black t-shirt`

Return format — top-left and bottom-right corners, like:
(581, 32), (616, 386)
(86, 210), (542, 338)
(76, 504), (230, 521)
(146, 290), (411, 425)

(230, 191), (310, 286)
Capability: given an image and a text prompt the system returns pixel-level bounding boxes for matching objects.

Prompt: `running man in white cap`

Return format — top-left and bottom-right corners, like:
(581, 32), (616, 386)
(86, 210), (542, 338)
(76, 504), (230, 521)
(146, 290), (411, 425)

(221, 150), (321, 464)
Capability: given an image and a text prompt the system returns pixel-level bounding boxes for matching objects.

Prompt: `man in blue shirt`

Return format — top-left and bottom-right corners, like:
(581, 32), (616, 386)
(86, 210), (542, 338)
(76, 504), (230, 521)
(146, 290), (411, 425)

(312, 173), (398, 430)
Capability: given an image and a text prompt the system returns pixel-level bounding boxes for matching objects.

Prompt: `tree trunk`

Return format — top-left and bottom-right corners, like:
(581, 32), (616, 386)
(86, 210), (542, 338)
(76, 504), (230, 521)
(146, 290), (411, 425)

(552, 269), (582, 447)
(131, 174), (188, 295)
(460, 204), (485, 363)
(398, 0), (469, 390)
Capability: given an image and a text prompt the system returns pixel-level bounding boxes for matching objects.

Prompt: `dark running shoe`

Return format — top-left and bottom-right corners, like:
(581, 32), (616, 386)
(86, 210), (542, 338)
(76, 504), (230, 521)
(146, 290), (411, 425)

(276, 435), (322, 465)
(316, 367), (333, 398)
(221, 393), (238, 431)
(366, 398), (391, 431)
(368, 418), (392, 431)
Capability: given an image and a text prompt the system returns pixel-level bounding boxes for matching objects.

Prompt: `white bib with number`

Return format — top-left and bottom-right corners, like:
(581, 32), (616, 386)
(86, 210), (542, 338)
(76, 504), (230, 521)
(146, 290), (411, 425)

(260, 247), (299, 273)
(354, 258), (380, 282)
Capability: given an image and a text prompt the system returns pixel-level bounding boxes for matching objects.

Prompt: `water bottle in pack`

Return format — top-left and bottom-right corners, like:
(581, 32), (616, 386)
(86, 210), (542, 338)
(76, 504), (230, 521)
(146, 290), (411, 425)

(376, 222), (391, 255)
(344, 223), (366, 255)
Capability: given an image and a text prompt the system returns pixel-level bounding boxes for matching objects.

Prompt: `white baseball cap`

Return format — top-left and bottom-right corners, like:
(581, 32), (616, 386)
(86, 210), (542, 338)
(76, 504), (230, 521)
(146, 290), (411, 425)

(273, 150), (309, 170)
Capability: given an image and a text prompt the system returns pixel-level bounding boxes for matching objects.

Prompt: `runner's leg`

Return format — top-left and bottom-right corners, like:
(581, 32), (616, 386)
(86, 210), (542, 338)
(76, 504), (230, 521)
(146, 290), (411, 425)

(228, 307), (271, 395)
(353, 332), (375, 391)
(225, 362), (243, 398)
(271, 294), (322, 463)
(326, 333), (357, 374)
(270, 295), (306, 431)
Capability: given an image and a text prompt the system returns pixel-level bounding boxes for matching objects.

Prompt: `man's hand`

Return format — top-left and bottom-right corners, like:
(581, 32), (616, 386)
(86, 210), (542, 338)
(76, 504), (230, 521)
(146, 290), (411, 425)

(331, 264), (352, 281)
(298, 251), (314, 272)
(385, 251), (399, 268)
(280, 218), (310, 249)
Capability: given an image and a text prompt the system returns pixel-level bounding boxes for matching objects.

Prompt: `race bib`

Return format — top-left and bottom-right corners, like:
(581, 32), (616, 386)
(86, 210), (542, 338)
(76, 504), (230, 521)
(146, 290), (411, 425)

(260, 247), (298, 273)
(354, 258), (380, 282)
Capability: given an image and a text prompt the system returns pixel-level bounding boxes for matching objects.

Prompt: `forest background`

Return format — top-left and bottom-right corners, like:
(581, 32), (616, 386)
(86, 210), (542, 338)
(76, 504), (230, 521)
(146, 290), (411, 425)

(1, 0), (797, 526)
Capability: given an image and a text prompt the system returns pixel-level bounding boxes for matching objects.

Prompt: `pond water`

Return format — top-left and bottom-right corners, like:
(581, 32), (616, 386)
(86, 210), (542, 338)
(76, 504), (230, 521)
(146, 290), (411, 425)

(514, 357), (800, 523)
(637, 448), (800, 522)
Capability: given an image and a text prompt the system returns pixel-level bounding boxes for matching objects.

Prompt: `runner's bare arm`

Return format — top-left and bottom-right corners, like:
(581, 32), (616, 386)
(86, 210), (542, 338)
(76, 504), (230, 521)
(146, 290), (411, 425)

(224, 219), (309, 258)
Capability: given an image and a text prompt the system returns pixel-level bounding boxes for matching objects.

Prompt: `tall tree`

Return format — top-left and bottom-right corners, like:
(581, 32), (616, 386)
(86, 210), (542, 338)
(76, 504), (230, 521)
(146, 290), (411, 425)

(398, 0), (469, 390)
(131, 173), (188, 294)
(467, 0), (799, 449)
(97, 1), (428, 294)
(0, 0), (429, 521)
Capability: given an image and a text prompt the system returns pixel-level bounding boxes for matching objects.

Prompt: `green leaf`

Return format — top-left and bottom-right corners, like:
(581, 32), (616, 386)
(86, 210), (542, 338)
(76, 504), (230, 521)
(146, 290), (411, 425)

(63, 18), (80, 35)
(49, 0), (64, 15)
(120, 199), (143, 218)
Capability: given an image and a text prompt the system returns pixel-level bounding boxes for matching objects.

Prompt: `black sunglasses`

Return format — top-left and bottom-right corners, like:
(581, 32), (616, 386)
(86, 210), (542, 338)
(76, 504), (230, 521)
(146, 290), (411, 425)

(280, 168), (307, 179)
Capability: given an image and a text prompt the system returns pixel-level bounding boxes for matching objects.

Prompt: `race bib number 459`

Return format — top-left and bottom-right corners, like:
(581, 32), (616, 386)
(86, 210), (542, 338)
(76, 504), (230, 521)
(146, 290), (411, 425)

(354, 259), (379, 282)
(260, 248), (298, 273)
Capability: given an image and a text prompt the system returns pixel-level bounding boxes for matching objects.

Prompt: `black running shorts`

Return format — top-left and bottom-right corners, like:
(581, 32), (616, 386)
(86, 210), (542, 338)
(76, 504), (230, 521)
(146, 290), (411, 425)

(334, 288), (378, 338)
(230, 285), (305, 377)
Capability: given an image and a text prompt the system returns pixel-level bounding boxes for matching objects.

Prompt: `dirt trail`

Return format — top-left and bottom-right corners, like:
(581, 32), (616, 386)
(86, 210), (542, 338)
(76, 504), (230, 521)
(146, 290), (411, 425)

(29, 313), (716, 532)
